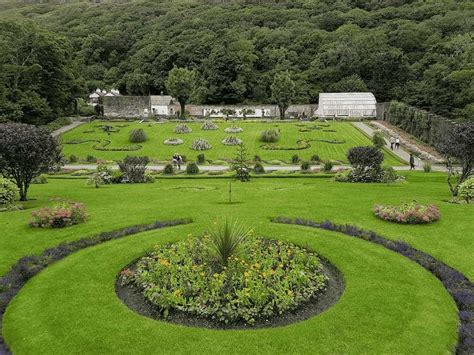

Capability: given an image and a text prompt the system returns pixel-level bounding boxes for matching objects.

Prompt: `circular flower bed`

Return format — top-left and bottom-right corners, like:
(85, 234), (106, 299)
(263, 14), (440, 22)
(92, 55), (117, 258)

(224, 127), (243, 133)
(222, 136), (242, 146)
(373, 202), (440, 224)
(164, 138), (184, 145)
(201, 121), (219, 130)
(174, 124), (192, 134)
(191, 138), (212, 151)
(121, 236), (328, 326)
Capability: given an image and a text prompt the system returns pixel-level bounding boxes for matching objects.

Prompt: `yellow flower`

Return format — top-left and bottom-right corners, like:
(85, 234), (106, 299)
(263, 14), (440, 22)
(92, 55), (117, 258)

(200, 272), (205, 277)
(287, 290), (293, 296)
(159, 259), (170, 267)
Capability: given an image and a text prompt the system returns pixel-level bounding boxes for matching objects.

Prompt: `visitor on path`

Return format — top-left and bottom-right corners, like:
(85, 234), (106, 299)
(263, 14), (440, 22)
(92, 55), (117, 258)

(172, 153), (180, 170)
(395, 137), (400, 149)
(409, 154), (416, 170)
(389, 137), (395, 150)
(177, 154), (183, 170)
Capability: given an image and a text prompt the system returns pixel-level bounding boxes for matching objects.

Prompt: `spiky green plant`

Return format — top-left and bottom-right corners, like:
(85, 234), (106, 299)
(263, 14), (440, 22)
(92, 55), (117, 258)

(207, 219), (252, 267)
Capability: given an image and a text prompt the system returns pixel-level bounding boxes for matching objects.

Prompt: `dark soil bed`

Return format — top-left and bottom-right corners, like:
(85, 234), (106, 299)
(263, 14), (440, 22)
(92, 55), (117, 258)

(116, 256), (345, 330)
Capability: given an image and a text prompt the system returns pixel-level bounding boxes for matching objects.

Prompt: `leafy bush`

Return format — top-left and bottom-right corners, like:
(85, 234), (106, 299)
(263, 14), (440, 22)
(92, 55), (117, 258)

(301, 161), (311, 171)
(197, 153), (206, 164)
(311, 154), (320, 163)
(29, 199), (87, 228)
(186, 162), (200, 174)
(224, 127), (243, 133)
(162, 163), (174, 175)
(144, 170), (156, 183)
(110, 171), (124, 184)
(254, 155), (261, 162)
(458, 177), (474, 203)
(164, 138), (183, 145)
(381, 166), (400, 184)
(129, 129), (147, 143)
(222, 136), (242, 146)
(86, 155), (97, 163)
(291, 154), (299, 164)
(254, 162), (265, 174)
(174, 124), (192, 134)
(201, 121), (218, 130)
(372, 131), (386, 149)
(31, 175), (48, 184)
(323, 161), (333, 172)
(347, 146), (384, 182)
(260, 129), (280, 143)
(0, 177), (18, 207)
(118, 156), (149, 183)
(69, 154), (78, 163)
(423, 161), (432, 173)
(334, 172), (350, 182)
(124, 235), (328, 325)
(191, 138), (212, 151)
(373, 202), (440, 224)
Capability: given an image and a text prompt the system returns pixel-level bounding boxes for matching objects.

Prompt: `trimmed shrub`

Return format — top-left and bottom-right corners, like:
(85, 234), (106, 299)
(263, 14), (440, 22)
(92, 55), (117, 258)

(202, 121), (218, 130)
(118, 156), (149, 183)
(191, 138), (211, 151)
(372, 131), (386, 149)
(31, 175), (48, 184)
(423, 161), (432, 173)
(291, 154), (300, 164)
(144, 170), (156, 183)
(29, 199), (87, 228)
(301, 161), (311, 171)
(254, 162), (265, 174)
(174, 124), (192, 134)
(186, 162), (200, 174)
(311, 154), (320, 163)
(86, 155), (97, 163)
(373, 202), (440, 224)
(197, 153), (206, 164)
(347, 146), (384, 182)
(254, 155), (262, 162)
(129, 129), (147, 143)
(162, 163), (174, 175)
(69, 154), (78, 163)
(381, 166), (400, 184)
(222, 136), (242, 146)
(260, 129), (280, 143)
(458, 177), (474, 203)
(323, 161), (333, 172)
(0, 177), (18, 207)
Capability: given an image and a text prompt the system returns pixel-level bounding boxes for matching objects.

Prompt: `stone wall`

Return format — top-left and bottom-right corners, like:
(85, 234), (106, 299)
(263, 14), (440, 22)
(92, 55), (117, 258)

(103, 96), (150, 118)
(376, 102), (391, 120)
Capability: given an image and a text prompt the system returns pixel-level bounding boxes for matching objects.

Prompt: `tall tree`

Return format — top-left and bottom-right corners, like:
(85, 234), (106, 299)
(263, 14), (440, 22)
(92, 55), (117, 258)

(165, 67), (196, 118)
(271, 71), (295, 119)
(0, 123), (63, 200)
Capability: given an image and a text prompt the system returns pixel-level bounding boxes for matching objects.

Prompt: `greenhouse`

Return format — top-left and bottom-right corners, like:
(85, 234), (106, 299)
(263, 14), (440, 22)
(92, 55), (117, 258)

(316, 92), (377, 118)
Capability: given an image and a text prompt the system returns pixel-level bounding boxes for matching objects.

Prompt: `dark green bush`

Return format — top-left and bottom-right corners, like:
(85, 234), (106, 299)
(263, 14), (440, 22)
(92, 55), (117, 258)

(291, 154), (299, 164)
(197, 153), (205, 164)
(254, 155), (261, 162)
(163, 163), (174, 175)
(86, 155), (96, 163)
(311, 154), (320, 163)
(347, 146), (384, 182)
(372, 131), (386, 149)
(260, 129), (280, 143)
(69, 154), (78, 163)
(186, 162), (200, 174)
(129, 129), (147, 143)
(118, 156), (149, 183)
(254, 162), (265, 174)
(301, 161), (311, 171)
(323, 161), (333, 172)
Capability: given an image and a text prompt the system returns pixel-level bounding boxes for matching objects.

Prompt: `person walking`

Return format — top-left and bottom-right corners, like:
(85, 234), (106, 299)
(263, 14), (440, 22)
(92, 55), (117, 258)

(389, 136), (395, 150)
(395, 136), (400, 149)
(409, 153), (416, 170)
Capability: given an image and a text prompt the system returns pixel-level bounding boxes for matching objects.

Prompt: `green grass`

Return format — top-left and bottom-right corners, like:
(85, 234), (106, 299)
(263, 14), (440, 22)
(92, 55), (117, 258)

(60, 121), (403, 165)
(0, 172), (471, 353)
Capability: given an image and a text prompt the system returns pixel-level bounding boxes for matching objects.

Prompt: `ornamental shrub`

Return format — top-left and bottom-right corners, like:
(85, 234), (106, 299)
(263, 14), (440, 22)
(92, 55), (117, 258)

(31, 175), (48, 184)
(118, 156), (149, 183)
(311, 154), (320, 163)
(186, 162), (200, 174)
(260, 129), (280, 143)
(144, 171), (156, 183)
(347, 146), (384, 182)
(69, 154), (78, 163)
(197, 153), (206, 164)
(29, 199), (87, 228)
(0, 177), (18, 207)
(381, 166), (399, 184)
(129, 129), (147, 143)
(372, 131), (386, 149)
(86, 155), (97, 163)
(291, 154), (299, 164)
(174, 124), (192, 134)
(222, 136), (242, 146)
(458, 177), (474, 203)
(254, 155), (261, 162)
(162, 163), (174, 175)
(373, 202), (440, 224)
(423, 161), (432, 173)
(254, 162), (265, 174)
(191, 138), (211, 151)
(301, 161), (311, 171)
(323, 161), (333, 172)
(201, 121), (218, 130)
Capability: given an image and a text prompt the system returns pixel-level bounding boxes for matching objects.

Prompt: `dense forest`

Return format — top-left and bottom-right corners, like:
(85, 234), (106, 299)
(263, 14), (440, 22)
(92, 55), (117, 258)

(0, 0), (472, 124)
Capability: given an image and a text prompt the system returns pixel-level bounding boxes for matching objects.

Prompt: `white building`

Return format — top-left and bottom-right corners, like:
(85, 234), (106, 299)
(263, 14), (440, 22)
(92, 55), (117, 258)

(316, 92), (376, 118)
(88, 88), (120, 106)
(150, 95), (177, 115)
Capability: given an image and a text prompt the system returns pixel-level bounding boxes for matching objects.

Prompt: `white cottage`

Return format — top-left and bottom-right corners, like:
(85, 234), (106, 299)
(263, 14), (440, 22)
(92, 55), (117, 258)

(316, 92), (376, 118)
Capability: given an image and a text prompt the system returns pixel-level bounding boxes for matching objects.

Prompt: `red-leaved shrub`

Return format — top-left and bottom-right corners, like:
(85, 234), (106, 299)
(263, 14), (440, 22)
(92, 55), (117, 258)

(29, 199), (87, 228)
(373, 202), (440, 224)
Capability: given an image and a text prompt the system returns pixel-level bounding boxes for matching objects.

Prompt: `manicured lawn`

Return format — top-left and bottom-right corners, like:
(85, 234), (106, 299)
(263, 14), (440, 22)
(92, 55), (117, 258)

(1, 172), (471, 353)
(60, 121), (404, 165)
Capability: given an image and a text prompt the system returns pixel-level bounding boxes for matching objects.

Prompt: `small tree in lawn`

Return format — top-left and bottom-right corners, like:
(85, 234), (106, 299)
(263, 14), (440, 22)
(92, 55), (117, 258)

(0, 123), (62, 201)
(165, 67), (196, 118)
(436, 122), (473, 196)
(240, 108), (255, 120)
(221, 108), (236, 122)
(271, 71), (295, 120)
(232, 143), (250, 182)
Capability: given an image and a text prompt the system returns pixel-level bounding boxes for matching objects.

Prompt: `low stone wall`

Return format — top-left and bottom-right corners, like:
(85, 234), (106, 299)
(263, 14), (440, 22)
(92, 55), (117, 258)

(103, 96), (150, 118)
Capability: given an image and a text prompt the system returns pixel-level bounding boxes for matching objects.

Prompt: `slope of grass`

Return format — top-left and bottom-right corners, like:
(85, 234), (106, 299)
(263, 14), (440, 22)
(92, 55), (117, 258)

(59, 121), (403, 165)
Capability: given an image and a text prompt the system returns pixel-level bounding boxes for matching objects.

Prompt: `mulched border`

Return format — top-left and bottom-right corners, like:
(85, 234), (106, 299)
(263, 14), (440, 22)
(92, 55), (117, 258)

(0, 218), (192, 355)
(271, 217), (474, 355)
(115, 254), (345, 330)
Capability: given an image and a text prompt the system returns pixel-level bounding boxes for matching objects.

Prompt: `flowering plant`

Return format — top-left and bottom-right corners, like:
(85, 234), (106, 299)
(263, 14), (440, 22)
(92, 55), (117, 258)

(373, 201), (440, 224)
(29, 199), (88, 228)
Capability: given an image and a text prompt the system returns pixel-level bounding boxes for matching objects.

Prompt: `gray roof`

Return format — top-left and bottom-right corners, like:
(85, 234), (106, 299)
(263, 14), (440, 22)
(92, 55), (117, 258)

(150, 95), (174, 106)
